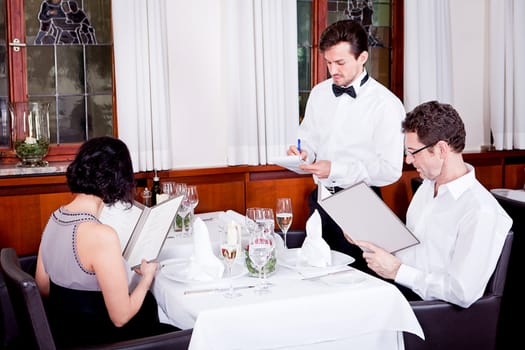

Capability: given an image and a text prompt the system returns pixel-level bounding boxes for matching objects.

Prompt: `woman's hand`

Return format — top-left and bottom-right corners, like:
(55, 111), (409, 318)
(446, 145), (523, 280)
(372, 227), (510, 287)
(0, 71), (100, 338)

(134, 259), (158, 282)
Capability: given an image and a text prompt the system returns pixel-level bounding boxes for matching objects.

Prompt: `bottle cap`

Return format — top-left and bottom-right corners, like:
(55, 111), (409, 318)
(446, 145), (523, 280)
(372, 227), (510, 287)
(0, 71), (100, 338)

(153, 169), (159, 182)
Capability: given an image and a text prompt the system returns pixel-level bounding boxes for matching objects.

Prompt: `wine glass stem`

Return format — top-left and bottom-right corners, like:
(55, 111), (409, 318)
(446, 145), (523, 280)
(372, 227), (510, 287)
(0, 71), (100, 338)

(228, 265), (233, 295)
(284, 231), (287, 248)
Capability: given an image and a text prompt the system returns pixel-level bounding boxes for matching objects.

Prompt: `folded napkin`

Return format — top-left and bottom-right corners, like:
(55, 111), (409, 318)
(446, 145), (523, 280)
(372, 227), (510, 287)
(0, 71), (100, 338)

(301, 210), (332, 267)
(218, 210), (246, 228)
(179, 217), (224, 281)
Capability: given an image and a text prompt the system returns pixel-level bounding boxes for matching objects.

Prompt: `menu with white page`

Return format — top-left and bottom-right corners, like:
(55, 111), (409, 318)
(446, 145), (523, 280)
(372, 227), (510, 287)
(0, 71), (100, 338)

(318, 182), (419, 253)
(100, 195), (183, 269)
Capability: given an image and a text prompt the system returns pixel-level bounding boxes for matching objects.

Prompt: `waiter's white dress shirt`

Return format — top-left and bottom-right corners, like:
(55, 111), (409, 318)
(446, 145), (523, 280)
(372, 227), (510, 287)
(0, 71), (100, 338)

(395, 164), (513, 308)
(298, 70), (405, 188)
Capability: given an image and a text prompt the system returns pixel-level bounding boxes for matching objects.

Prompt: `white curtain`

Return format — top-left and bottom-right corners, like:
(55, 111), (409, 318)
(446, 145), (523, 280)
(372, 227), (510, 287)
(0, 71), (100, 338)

(404, 0), (453, 112)
(113, 0), (299, 170)
(488, 0), (525, 150)
(222, 0), (299, 165)
(112, 0), (171, 172)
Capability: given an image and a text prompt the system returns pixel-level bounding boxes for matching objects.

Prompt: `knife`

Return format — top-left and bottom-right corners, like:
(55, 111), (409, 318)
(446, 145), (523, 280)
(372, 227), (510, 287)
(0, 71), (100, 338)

(301, 268), (353, 281)
(184, 285), (256, 295)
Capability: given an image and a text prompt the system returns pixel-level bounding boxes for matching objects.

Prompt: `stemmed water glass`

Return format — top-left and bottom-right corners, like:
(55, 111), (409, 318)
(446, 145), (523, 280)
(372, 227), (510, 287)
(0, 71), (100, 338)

(174, 183), (191, 236)
(276, 198), (293, 248)
(221, 222), (242, 298)
(248, 225), (272, 295)
(185, 185), (199, 234)
(252, 208), (275, 291)
(245, 207), (259, 234)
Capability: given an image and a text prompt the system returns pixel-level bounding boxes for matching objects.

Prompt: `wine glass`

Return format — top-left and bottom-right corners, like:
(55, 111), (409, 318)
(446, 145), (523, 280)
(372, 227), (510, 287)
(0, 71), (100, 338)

(162, 181), (175, 198)
(221, 222), (242, 298)
(245, 207), (260, 235)
(185, 185), (199, 234)
(248, 226), (272, 295)
(174, 183), (191, 236)
(276, 198), (293, 248)
(258, 208), (275, 290)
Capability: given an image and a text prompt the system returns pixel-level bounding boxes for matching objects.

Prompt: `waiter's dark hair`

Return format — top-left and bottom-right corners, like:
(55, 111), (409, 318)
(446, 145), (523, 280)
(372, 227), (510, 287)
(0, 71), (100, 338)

(319, 19), (368, 59)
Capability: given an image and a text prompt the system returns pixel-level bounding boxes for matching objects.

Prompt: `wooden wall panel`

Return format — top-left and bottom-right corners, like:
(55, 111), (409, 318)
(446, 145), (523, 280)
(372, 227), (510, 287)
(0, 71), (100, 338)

(246, 175), (316, 231)
(381, 170), (419, 223)
(2, 151), (525, 256)
(504, 164), (525, 189)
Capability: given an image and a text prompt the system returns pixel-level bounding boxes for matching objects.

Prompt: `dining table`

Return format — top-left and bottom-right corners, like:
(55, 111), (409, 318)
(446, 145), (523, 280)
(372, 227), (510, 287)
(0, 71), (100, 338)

(152, 211), (424, 350)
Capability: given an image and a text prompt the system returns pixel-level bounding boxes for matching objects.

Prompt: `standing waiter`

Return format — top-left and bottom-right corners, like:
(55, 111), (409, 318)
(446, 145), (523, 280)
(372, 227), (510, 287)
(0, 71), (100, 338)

(288, 19), (405, 271)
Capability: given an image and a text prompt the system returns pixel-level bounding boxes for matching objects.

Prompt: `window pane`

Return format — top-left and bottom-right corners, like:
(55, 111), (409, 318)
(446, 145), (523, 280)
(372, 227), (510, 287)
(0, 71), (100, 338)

(85, 0), (112, 44)
(56, 45), (85, 95)
(57, 95), (86, 143)
(88, 94), (113, 137)
(297, 0), (312, 121)
(86, 45), (112, 93)
(27, 46), (56, 95)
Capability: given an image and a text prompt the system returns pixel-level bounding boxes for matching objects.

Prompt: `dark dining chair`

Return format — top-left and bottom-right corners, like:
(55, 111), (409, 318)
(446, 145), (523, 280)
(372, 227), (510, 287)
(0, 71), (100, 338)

(403, 230), (513, 350)
(1, 252), (37, 348)
(490, 190), (524, 349)
(0, 247), (193, 350)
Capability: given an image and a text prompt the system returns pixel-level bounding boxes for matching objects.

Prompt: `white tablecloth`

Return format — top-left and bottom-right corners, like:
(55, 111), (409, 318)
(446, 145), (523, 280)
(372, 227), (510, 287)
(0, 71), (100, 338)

(491, 188), (525, 202)
(153, 217), (424, 350)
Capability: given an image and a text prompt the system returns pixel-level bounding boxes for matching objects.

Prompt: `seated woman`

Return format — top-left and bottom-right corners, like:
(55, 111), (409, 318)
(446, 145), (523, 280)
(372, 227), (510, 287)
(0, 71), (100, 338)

(35, 136), (176, 346)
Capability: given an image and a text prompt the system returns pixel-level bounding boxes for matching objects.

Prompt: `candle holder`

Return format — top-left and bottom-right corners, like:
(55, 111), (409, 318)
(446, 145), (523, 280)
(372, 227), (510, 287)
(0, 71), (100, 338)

(10, 102), (50, 167)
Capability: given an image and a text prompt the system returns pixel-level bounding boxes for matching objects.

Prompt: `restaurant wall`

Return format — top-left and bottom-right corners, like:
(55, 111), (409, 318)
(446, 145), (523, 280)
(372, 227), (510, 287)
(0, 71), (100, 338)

(449, 0), (488, 152)
(161, 1), (490, 167)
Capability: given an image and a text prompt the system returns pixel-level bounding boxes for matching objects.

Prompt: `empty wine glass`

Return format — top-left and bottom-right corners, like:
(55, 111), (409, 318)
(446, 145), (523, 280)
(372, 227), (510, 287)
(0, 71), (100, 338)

(248, 226), (272, 295)
(245, 207), (259, 234)
(276, 198), (293, 248)
(174, 183), (190, 236)
(185, 185), (199, 234)
(221, 222), (242, 298)
(258, 208), (275, 290)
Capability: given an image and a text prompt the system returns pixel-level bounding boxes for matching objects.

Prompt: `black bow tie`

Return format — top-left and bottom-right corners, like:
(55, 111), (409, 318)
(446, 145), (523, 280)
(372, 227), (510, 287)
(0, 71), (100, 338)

(332, 73), (369, 98)
(332, 85), (356, 98)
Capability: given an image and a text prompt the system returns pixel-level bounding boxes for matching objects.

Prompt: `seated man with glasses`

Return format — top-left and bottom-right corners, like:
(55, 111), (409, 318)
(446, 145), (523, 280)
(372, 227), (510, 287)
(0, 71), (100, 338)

(348, 100), (512, 307)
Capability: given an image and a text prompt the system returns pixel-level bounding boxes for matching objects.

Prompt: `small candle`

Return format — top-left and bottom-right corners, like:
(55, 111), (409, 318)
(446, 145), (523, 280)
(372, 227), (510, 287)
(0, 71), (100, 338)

(24, 136), (37, 144)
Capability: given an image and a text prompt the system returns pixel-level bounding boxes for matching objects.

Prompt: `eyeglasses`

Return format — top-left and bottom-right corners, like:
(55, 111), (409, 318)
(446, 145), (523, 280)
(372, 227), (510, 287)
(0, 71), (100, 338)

(405, 142), (437, 157)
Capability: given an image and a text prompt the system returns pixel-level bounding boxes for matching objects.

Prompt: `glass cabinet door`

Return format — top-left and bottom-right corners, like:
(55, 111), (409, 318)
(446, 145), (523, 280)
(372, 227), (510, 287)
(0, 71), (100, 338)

(0, 0), (114, 163)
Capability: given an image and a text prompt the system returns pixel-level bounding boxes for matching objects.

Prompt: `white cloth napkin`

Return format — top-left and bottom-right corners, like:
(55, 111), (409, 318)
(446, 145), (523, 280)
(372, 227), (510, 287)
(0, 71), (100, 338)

(218, 210), (246, 228)
(179, 217), (224, 281)
(301, 209), (332, 267)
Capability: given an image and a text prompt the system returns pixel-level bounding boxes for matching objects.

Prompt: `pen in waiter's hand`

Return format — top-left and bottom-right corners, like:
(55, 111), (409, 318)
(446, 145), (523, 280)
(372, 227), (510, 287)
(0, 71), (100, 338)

(297, 139), (301, 153)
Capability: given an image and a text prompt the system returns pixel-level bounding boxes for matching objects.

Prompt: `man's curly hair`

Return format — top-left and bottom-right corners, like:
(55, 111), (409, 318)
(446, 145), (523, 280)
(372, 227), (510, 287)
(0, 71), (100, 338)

(402, 101), (466, 153)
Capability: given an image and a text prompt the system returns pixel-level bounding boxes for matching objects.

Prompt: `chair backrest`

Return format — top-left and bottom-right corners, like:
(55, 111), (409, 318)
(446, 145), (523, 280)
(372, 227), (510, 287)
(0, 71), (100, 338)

(404, 230), (514, 350)
(491, 190), (523, 349)
(484, 230), (513, 296)
(1, 253), (38, 348)
(0, 248), (56, 350)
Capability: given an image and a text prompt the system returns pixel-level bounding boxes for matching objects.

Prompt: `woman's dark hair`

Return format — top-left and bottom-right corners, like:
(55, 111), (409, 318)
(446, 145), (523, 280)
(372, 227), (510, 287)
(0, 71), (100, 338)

(66, 136), (135, 205)
(402, 101), (466, 153)
(319, 19), (368, 59)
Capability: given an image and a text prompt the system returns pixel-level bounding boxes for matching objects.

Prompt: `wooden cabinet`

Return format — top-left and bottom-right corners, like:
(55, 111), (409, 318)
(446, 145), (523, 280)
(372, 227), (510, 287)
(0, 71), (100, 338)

(1, 151), (524, 256)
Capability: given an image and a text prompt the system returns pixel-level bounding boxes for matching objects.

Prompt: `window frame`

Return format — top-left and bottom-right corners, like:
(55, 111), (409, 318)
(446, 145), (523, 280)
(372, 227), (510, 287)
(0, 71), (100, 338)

(1, 0), (117, 165)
